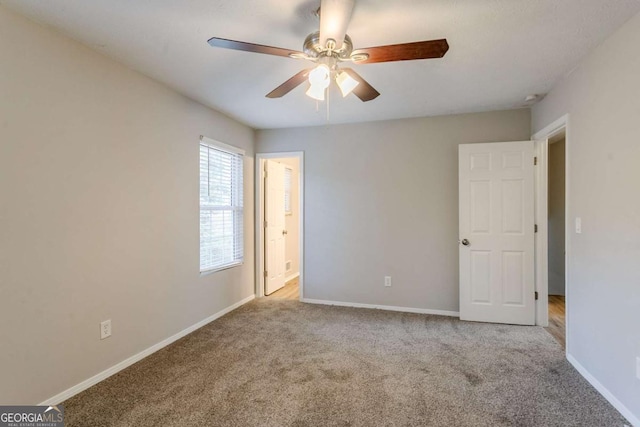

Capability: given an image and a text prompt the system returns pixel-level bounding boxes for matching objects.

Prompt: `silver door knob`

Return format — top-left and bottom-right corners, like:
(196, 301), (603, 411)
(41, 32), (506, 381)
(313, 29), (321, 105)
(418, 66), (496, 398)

(460, 239), (470, 246)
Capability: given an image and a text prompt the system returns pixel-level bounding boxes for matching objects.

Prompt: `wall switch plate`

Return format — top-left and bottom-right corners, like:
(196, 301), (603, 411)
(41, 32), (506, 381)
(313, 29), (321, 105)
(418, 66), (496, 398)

(384, 276), (392, 287)
(575, 217), (582, 234)
(636, 356), (640, 380)
(100, 319), (112, 340)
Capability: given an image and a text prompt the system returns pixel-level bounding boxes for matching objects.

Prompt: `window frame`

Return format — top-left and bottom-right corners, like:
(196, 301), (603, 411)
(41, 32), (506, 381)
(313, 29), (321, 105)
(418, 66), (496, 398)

(199, 136), (245, 275)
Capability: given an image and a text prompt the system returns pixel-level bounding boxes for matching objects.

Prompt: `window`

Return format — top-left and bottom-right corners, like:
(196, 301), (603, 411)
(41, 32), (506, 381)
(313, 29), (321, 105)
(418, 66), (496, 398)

(284, 167), (292, 215)
(199, 137), (244, 273)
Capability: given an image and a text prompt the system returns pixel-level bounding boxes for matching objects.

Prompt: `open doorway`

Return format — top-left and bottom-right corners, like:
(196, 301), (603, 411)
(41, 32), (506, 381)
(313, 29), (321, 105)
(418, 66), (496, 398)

(546, 131), (566, 348)
(256, 153), (304, 301)
(533, 115), (569, 350)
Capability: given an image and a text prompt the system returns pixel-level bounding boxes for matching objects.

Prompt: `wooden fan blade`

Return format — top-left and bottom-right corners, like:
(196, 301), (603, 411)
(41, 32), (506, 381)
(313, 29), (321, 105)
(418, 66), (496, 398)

(352, 39), (449, 64)
(341, 68), (380, 102)
(207, 37), (304, 59)
(266, 69), (311, 98)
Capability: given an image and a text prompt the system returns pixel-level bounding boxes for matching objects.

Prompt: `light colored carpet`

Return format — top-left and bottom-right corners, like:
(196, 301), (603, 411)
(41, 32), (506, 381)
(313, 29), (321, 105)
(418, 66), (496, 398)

(64, 299), (628, 426)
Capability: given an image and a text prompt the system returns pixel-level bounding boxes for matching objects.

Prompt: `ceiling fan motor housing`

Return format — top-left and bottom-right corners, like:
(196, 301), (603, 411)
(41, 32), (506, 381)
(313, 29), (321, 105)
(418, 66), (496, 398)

(303, 31), (354, 60)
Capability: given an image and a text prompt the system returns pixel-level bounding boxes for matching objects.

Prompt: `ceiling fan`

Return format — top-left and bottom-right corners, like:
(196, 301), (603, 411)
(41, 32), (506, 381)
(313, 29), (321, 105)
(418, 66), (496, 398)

(207, 0), (449, 102)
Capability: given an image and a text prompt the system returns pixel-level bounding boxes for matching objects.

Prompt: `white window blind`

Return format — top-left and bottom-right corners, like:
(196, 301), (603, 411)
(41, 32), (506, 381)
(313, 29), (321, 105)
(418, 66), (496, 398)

(284, 167), (292, 214)
(199, 140), (244, 273)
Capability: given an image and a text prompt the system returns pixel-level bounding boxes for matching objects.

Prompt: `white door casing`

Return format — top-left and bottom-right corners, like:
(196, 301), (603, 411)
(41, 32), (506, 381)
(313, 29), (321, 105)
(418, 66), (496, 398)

(459, 141), (536, 325)
(264, 160), (286, 295)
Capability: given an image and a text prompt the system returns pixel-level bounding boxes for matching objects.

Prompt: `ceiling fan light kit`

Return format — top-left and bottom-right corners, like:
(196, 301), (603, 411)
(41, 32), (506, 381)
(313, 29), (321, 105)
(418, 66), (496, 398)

(207, 0), (449, 103)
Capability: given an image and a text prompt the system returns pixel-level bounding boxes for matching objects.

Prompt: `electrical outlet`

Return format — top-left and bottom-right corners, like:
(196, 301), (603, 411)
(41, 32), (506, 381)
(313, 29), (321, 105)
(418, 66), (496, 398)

(384, 276), (392, 287)
(100, 319), (112, 340)
(575, 217), (582, 234)
(636, 357), (640, 380)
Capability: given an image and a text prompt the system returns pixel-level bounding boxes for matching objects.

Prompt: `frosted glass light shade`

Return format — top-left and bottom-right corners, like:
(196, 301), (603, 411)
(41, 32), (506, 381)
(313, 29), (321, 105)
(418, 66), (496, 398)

(308, 64), (331, 89)
(306, 84), (326, 101)
(336, 71), (359, 97)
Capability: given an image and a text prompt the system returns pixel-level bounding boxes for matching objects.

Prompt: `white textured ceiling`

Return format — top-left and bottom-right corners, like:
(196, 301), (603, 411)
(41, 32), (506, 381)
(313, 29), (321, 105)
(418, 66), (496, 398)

(2, 0), (639, 129)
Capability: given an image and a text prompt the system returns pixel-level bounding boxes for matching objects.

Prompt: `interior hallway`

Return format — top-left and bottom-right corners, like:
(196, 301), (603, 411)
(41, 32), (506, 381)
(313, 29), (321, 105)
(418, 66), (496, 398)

(545, 295), (566, 349)
(267, 277), (300, 300)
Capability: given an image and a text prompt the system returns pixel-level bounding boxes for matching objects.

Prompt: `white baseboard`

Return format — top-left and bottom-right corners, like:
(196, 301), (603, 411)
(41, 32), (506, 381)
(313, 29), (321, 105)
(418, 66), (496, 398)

(39, 294), (255, 406)
(301, 298), (460, 318)
(285, 272), (300, 283)
(567, 353), (639, 427)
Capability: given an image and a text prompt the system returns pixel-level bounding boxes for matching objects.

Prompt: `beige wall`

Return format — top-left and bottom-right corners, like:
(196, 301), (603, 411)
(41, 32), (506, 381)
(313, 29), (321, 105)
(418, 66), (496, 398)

(0, 6), (255, 404)
(533, 10), (640, 422)
(271, 158), (301, 279)
(548, 139), (566, 296)
(257, 109), (531, 311)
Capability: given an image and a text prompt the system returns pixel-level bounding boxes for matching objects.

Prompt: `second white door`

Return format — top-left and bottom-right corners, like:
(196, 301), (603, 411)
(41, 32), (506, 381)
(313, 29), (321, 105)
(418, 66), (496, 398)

(265, 160), (286, 295)
(459, 141), (536, 325)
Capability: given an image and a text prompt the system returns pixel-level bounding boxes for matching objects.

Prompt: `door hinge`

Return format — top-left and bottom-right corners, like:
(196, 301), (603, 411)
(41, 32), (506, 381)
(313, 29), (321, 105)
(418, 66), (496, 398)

(534, 157), (538, 166)
(264, 270), (268, 278)
(264, 170), (268, 179)
(263, 220), (268, 228)
(535, 224), (538, 233)
(535, 291), (539, 300)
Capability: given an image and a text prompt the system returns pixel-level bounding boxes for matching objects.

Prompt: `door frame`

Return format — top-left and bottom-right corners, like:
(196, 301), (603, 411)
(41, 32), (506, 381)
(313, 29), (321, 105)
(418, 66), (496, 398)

(532, 115), (569, 349)
(255, 152), (305, 300)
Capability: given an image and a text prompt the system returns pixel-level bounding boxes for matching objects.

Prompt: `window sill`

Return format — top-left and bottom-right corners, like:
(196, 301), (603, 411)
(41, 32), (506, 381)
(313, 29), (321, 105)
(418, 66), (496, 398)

(200, 261), (243, 277)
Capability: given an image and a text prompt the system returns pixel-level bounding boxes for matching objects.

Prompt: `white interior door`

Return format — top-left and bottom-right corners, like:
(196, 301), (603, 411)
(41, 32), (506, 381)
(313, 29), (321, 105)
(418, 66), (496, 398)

(264, 160), (286, 295)
(459, 141), (535, 325)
